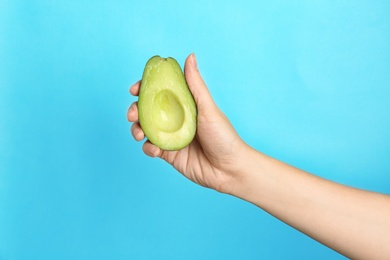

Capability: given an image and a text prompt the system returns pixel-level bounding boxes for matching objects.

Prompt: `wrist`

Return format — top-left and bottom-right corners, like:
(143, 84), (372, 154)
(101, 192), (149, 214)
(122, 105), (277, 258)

(221, 144), (264, 197)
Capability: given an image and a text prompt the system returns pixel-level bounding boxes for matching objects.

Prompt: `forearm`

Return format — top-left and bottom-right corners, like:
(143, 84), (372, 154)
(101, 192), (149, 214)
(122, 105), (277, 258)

(231, 146), (390, 259)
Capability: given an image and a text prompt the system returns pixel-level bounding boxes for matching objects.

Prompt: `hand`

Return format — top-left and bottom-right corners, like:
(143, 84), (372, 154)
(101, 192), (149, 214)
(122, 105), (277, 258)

(127, 53), (249, 193)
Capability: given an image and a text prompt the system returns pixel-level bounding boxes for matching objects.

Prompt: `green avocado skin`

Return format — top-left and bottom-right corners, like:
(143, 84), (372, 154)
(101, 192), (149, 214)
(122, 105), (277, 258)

(138, 56), (197, 151)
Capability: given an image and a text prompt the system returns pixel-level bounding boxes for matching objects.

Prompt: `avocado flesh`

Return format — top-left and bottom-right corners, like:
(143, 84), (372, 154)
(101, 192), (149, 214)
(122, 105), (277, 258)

(138, 56), (197, 150)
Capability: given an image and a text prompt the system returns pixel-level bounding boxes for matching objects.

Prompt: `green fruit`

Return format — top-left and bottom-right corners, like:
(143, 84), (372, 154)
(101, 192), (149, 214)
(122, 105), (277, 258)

(138, 56), (197, 150)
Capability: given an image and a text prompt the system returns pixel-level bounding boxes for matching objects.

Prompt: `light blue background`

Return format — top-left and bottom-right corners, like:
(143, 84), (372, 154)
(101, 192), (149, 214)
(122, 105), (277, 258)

(1, 0), (389, 259)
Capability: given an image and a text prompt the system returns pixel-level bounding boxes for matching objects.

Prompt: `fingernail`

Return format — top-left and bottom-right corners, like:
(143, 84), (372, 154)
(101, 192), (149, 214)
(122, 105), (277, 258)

(136, 131), (143, 140)
(191, 53), (198, 69)
(130, 103), (137, 112)
(152, 147), (160, 157)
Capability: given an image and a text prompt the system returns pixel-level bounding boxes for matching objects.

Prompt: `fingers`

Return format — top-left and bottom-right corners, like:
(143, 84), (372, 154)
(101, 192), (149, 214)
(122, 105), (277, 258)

(127, 102), (138, 122)
(142, 140), (161, 158)
(129, 80), (141, 96)
(128, 102), (144, 141)
(131, 124), (163, 158)
(131, 122), (145, 141)
(184, 53), (216, 113)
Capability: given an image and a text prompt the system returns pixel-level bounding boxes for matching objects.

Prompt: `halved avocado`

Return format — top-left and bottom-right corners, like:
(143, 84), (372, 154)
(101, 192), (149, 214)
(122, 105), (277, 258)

(138, 56), (197, 150)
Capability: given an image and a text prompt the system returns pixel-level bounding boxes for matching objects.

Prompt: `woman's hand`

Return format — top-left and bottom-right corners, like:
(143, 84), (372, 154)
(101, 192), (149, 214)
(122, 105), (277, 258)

(127, 53), (249, 194)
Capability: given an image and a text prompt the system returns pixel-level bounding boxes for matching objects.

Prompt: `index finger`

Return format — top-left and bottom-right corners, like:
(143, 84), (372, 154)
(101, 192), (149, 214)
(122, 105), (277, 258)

(129, 80), (141, 96)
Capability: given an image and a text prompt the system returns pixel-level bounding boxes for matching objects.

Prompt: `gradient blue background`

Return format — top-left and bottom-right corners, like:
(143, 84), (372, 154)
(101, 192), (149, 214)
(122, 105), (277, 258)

(1, 0), (389, 259)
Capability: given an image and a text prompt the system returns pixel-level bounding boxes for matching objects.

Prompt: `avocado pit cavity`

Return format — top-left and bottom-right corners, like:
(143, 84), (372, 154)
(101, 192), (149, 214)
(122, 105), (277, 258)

(151, 89), (184, 133)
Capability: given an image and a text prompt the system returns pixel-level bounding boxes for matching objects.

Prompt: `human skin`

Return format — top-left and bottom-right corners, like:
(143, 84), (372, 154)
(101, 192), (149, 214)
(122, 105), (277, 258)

(127, 53), (390, 259)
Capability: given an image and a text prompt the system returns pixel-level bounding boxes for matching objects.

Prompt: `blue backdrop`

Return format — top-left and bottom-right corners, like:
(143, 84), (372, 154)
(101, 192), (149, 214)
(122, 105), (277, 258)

(1, 0), (389, 259)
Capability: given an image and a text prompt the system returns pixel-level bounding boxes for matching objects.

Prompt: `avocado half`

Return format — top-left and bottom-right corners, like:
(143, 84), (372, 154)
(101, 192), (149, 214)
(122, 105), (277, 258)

(138, 56), (197, 151)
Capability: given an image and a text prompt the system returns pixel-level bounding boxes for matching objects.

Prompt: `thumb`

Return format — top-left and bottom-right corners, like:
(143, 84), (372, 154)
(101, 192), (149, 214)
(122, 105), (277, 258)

(184, 53), (216, 113)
